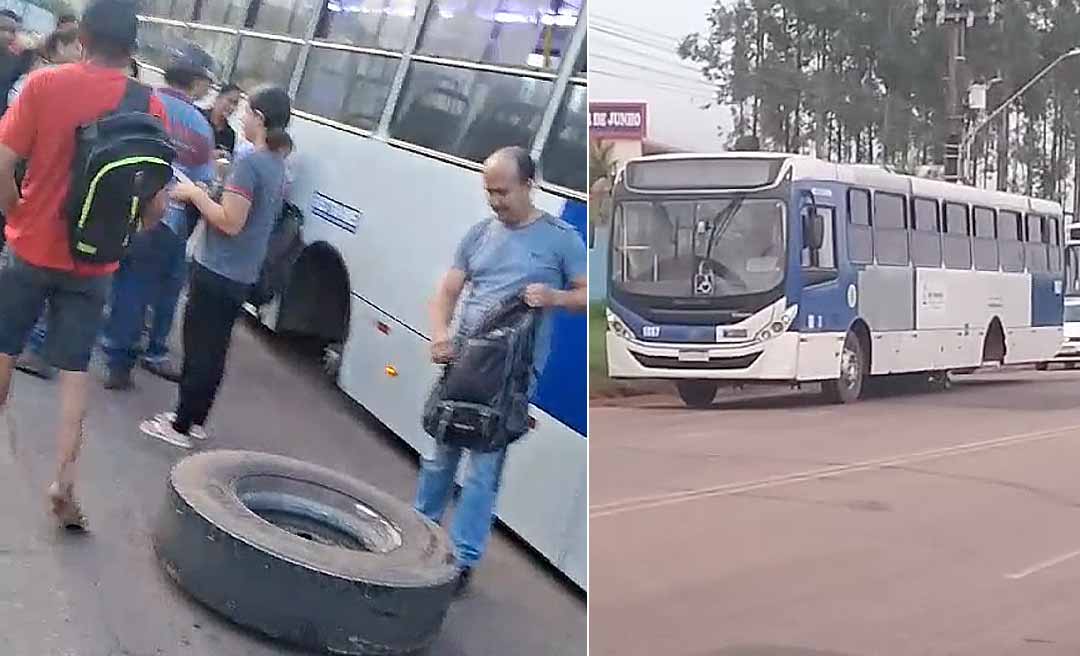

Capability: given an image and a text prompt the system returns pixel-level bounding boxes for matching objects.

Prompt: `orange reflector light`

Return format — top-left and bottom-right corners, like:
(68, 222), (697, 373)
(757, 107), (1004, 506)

(385, 365), (398, 377)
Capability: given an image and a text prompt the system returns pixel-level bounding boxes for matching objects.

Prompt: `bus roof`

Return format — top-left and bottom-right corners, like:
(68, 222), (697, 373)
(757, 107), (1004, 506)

(621, 152), (1063, 214)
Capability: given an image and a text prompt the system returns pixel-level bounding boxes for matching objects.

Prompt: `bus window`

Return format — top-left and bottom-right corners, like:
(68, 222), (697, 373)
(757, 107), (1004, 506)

(195, 0), (248, 27)
(187, 28), (238, 80)
(873, 192), (908, 266)
(972, 206), (998, 271)
(1047, 216), (1063, 272)
(1026, 214), (1048, 272)
(943, 202), (971, 269)
(847, 188), (872, 263)
(295, 48), (398, 131)
(540, 83), (586, 193)
(998, 210), (1024, 272)
(417, 0), (580, 72)
(232, 36), (304, 91)
(315, 0), (416, 50)
(911, 197), (941, 267)
(248, 0), (322, 36)
(390, 63), (553, 162)
(135, 21), (190, 72)
(801, 207), (836, 277)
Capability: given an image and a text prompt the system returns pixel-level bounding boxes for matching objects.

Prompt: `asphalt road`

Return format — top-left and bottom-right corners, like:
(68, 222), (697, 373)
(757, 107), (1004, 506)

(0, 318), (584, 656)
(589, 370), (1080, 656)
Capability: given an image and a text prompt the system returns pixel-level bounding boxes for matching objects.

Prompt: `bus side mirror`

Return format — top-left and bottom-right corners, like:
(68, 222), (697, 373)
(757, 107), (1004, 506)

(803, 207), (824, 251)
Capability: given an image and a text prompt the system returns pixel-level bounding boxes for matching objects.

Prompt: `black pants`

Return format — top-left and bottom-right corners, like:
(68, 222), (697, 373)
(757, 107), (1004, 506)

(173, 264), (250, 434)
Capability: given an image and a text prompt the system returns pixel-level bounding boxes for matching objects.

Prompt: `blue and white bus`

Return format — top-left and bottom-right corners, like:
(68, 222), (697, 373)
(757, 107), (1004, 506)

(605, 153), (1065, 407)
(135, 0), (587, 589)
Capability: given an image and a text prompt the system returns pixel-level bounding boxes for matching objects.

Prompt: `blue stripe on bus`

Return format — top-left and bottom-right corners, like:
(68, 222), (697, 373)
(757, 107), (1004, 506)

(532, 199), (588, 438)
(1031, 273), (1063, 327)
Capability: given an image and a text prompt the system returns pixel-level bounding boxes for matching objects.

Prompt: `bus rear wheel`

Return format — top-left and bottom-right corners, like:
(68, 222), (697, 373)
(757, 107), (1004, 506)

(676, 380), (719, 408)
(822, 331), (866, 404)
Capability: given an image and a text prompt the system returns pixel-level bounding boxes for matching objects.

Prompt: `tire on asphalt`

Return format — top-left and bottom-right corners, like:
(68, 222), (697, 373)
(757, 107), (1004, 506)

(153, 450), (458, 655)
(675, 380), (719, 408)
(821, 329), (867, 404)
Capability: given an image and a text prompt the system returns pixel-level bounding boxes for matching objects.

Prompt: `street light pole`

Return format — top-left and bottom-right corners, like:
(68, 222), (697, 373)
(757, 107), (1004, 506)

(961, 47), (1080, 185)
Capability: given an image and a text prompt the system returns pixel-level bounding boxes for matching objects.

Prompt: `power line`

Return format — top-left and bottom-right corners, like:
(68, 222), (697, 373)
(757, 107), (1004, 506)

(592, 68), (720, 100)
(591, 23), (712, 80)
(591, 14), (687, 46)
(591, 24), (681, 56)
(596, 38), (706, 77)
(591, 53), (715, 89)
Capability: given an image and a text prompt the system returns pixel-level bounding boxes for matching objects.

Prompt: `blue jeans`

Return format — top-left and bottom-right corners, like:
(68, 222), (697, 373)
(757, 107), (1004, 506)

(414, 443), (508, 569)
(102, 224), (187, 373)
(25, 309), (46, 354)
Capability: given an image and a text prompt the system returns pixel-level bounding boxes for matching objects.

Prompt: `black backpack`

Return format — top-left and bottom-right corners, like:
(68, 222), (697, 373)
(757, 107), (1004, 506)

(422, 295), (540, 452)
(65, 79), (176, 263)
(250, 201), (304, 307)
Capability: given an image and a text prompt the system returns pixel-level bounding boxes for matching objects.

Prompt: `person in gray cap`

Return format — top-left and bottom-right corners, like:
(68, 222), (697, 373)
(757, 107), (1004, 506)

(100, 43), (217, 390)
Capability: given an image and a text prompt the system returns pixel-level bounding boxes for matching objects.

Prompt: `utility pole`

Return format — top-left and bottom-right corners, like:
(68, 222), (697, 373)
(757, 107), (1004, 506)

(935, 0), (996, 184)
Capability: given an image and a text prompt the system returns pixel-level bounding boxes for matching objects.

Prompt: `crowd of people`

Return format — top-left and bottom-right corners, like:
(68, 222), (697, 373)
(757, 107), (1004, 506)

(0, 0), (292, 530)
(0, 0), (587, 602)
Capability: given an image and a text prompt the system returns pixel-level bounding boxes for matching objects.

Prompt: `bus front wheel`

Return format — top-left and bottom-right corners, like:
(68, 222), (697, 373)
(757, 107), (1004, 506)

(822, 331), (866, 404)
(676, 380), (719, 409)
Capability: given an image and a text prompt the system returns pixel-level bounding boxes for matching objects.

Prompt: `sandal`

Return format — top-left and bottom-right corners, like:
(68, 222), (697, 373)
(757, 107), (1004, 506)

(47, 482), (87, 532)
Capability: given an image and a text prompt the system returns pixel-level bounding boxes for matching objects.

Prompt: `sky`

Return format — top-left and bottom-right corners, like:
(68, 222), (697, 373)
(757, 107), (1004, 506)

(589, 0), (733, 151)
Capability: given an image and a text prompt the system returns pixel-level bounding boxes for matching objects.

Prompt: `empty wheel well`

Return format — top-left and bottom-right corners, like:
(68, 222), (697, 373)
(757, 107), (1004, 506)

(982, 317), (1006, 362)
(277, 242), (351, 344)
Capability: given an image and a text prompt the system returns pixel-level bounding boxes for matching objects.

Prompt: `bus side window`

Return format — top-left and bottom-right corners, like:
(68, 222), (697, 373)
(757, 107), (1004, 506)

(1026, 214), (1048, 272)
(943, 202), (972, 269)
(911, 197), (941, 267)
(802, 207), (837, 285)
(998, 210), (1024, 272)
(1047, 216), (1062, 272)
(847, 189), (872, 264)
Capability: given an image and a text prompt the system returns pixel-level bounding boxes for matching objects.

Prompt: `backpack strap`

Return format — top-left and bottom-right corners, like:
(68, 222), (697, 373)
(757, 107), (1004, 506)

(116, 78), (152, 114)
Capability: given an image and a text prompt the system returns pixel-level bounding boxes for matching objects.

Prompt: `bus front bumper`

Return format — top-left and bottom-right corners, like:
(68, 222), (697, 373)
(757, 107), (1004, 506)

(606, 331), (803, 381)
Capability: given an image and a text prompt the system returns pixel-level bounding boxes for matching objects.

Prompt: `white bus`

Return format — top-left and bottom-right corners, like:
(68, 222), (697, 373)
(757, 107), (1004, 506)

(135, 0), (587, 589)
(605, 153), (1065, 406)
(1048, 216), (1080, 368)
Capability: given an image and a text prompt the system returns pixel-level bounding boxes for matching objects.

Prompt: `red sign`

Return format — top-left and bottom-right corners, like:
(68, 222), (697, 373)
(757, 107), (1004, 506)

(589, 102), (647, 141)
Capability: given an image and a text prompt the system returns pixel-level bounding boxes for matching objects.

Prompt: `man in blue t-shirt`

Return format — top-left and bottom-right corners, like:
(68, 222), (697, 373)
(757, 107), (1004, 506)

(414, 146), (587, 595)
(101, 46), (216, 390)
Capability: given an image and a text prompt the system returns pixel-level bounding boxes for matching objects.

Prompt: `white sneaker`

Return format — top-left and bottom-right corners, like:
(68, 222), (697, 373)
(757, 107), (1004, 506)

(140, 414), (193, 449)
(157, 412), (208, 441)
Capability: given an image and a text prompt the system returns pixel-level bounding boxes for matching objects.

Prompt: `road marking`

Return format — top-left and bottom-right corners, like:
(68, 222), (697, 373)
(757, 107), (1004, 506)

(1005, 548), (1080, 580)
(591, 423), (1080, 520)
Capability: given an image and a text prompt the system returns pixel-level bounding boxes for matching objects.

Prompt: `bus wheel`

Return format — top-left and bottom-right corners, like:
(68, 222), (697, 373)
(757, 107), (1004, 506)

(1036, 362), (1049, 371)
(929, 370), (951, 391)
(322, 341), (343, 380)
(822, 331), (866, 404)
(676, 380), (719, 408)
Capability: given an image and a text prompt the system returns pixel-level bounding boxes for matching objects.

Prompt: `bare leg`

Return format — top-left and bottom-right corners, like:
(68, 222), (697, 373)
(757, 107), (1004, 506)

(49, 370), (89, 530)
(0, 353), (15, 410)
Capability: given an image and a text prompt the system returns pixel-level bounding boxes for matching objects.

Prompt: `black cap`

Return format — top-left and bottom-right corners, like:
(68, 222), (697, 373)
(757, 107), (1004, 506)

(81, 0), (138, 53)
(167, 43), (215, 82)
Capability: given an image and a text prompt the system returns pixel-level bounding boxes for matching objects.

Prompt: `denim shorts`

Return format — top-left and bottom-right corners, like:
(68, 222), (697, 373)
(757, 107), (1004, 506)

(0, 247), (111, 372)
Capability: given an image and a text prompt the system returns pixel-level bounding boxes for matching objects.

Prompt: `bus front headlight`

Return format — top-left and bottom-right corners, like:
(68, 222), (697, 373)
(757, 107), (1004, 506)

(606, 309), (634, 340)
(756, 304), (799, 342)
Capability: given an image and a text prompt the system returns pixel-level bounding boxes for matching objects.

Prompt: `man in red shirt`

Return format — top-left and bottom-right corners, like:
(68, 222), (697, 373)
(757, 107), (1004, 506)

(0, 0), (168, 530)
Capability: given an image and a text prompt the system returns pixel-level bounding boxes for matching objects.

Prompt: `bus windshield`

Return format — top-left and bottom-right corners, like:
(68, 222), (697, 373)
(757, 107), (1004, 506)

(610, 197), (786, 298)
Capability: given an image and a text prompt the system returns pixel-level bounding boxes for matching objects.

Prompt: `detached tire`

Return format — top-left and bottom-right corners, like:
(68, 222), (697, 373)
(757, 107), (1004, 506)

(154, 450), (458, 655)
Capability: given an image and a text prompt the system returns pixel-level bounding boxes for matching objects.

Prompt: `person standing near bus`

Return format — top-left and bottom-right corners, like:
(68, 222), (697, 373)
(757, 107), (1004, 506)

(202, 82), (240, 157)
(139, 85), (291, 448)
(414, 146), (587, 594)
(0, 0), (168, 529)
(101, 45), (216, 390)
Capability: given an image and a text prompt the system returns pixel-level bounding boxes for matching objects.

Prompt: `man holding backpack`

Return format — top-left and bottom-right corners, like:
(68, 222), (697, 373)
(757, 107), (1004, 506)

(415, 146), (587, 595)
(0, 0), (170, 530)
